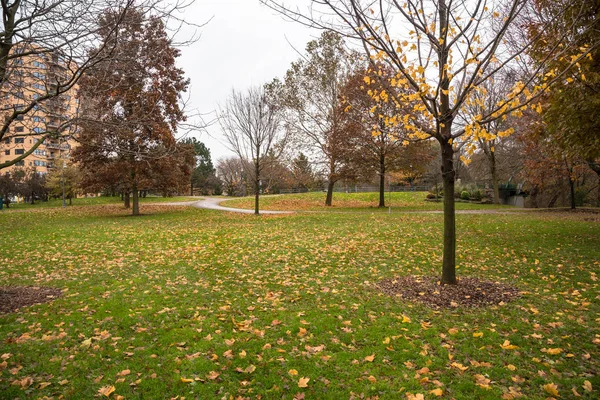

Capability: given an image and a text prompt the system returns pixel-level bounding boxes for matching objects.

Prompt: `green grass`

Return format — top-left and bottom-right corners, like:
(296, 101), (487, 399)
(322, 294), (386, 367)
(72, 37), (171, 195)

(3, 195), (200, 210)
(220, 191), (514, 212)
(0, 203), (598, 399)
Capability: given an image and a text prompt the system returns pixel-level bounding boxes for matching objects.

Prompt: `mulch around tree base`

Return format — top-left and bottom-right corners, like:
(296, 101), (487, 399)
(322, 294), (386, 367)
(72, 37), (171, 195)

(377, 276), (521, 308)
(0, 287), (62, 313)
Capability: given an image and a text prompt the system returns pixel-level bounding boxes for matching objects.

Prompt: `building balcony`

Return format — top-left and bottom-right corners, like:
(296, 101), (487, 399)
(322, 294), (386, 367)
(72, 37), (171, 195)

(45, 142), (70, 151)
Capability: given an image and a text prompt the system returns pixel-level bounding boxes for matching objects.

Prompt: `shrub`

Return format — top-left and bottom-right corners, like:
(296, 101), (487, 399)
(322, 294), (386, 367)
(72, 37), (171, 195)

(461, 191), (470, 200)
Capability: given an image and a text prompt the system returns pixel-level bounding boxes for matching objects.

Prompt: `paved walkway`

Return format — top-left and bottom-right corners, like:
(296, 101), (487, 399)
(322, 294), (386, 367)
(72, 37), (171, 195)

(159, 197), (523, 216)
(190, 197), (293, 215)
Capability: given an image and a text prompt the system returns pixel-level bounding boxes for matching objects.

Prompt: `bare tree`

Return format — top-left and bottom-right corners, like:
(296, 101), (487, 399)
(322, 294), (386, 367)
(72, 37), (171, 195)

(219, 86), (285, 215)
(216, 156), (248, 197)
(261, 0), (598, 284)
(267, 31), (358, 206)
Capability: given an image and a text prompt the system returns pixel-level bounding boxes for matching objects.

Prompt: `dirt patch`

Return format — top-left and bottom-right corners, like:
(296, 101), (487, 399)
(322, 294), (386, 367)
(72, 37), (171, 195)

(377, 276), (520, 308)
(0, 287), (62, 313)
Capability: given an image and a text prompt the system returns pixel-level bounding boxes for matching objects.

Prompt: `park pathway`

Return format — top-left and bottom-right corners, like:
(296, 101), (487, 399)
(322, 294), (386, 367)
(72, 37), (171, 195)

(163, 197), (521, 216)
(190, 197), (293, 215)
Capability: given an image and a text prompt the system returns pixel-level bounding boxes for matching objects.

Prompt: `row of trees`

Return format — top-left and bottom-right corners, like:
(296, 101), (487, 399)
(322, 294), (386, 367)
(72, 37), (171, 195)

(219, 32), (438, 213)
(0, 161), (78, 207)
(216, 0), (599, 285)
(1, 1), (205, 216)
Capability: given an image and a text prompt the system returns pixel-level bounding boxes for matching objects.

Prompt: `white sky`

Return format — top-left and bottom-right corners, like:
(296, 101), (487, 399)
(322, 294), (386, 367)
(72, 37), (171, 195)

(174, 0), (318, 162)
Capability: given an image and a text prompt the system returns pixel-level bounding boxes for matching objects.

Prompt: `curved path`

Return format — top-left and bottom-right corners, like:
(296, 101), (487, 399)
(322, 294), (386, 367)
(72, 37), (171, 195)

(172, 197), (521, 216)
(191, 197), (293, 215)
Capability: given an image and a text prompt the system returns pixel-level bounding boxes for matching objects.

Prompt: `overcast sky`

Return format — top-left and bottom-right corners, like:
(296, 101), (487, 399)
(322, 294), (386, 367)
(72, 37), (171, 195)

(174, 0), (318, 162)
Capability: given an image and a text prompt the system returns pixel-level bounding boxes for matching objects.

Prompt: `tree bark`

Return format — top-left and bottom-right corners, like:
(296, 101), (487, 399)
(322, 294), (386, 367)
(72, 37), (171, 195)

(378, 154), (386, 208)
(132, 181), (140, 216)
(254, 160), (260, 215)
(124, 192), (130, 208)
(569, 177), (576, 210)
(489, 151), (500, 204)
(440, 140), (457, 285)
(325, 180), (335, 206)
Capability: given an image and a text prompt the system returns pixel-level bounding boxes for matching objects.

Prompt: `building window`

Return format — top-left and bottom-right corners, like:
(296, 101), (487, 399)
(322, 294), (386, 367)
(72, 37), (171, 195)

(14, 126), (24, 133)
(4, 150), (9, 155)
(34, 149), (46, 156)
(33, 72), (46, 79)
(33, 127), (43, 134)
(3, 138), (10, 144)
(15, 149), (24, 155)
(15, 138), (24, 143)
(15, 161), (24, 166)
(33, 61), (46, 69)
(33, 116), (45, 123)
(34, 160), (47, 167)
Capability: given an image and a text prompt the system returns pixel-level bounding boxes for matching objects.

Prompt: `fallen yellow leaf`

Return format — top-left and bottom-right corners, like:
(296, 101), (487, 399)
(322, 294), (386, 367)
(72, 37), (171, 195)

(364, 354), (375, 362)
(98, 385), (116, 397)
(500, 340), (518, 350)
(543, 382), (559, 397)
(298, 377), (310, 388)
(583, 380), (592, 392)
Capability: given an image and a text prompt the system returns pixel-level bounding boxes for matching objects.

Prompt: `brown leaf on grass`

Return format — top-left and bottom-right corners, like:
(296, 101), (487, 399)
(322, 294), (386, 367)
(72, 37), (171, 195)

(298, 377), (310, 388)
(206, 371), (220, 380)
(98, 385), (116, 397)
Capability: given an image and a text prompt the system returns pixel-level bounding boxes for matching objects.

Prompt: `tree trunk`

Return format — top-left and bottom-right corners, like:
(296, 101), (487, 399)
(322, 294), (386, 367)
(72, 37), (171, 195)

(254, 160), (260, 215)
(489, 151), (500, 204)
(325, 180), (335, 206)
(586, 160), (600, 207)
(190, 180), (194, 196)
(132, 181), (140, 216)
(378, 154), (386, 208)
(124, 192), (130, 208)
(569, 177), (576, 210)
(440, 140), (457, 285)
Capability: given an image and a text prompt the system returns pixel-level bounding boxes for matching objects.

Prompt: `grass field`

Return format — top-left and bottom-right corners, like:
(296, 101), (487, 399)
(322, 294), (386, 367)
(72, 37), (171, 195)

(0, 197), (598, 399)
(220, 191), (513, 212)
(3, 195), (200, 210)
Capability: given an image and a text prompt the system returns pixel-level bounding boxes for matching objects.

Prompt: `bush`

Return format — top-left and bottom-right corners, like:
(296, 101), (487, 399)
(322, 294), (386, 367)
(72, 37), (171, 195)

(461, 191), (470, 200)
(575, 189), (587, 207)
(471, 190), (482, 201)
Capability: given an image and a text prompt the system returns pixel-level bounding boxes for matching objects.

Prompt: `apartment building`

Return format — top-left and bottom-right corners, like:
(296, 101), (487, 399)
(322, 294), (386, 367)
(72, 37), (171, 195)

(0, 47), (78, 175)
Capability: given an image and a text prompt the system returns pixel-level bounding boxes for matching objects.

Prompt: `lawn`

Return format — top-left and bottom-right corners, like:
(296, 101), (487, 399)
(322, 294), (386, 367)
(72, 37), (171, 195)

(220, 191), (514, 212)
(0, 201), (598, 399)
(3, 195), (200, 210)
